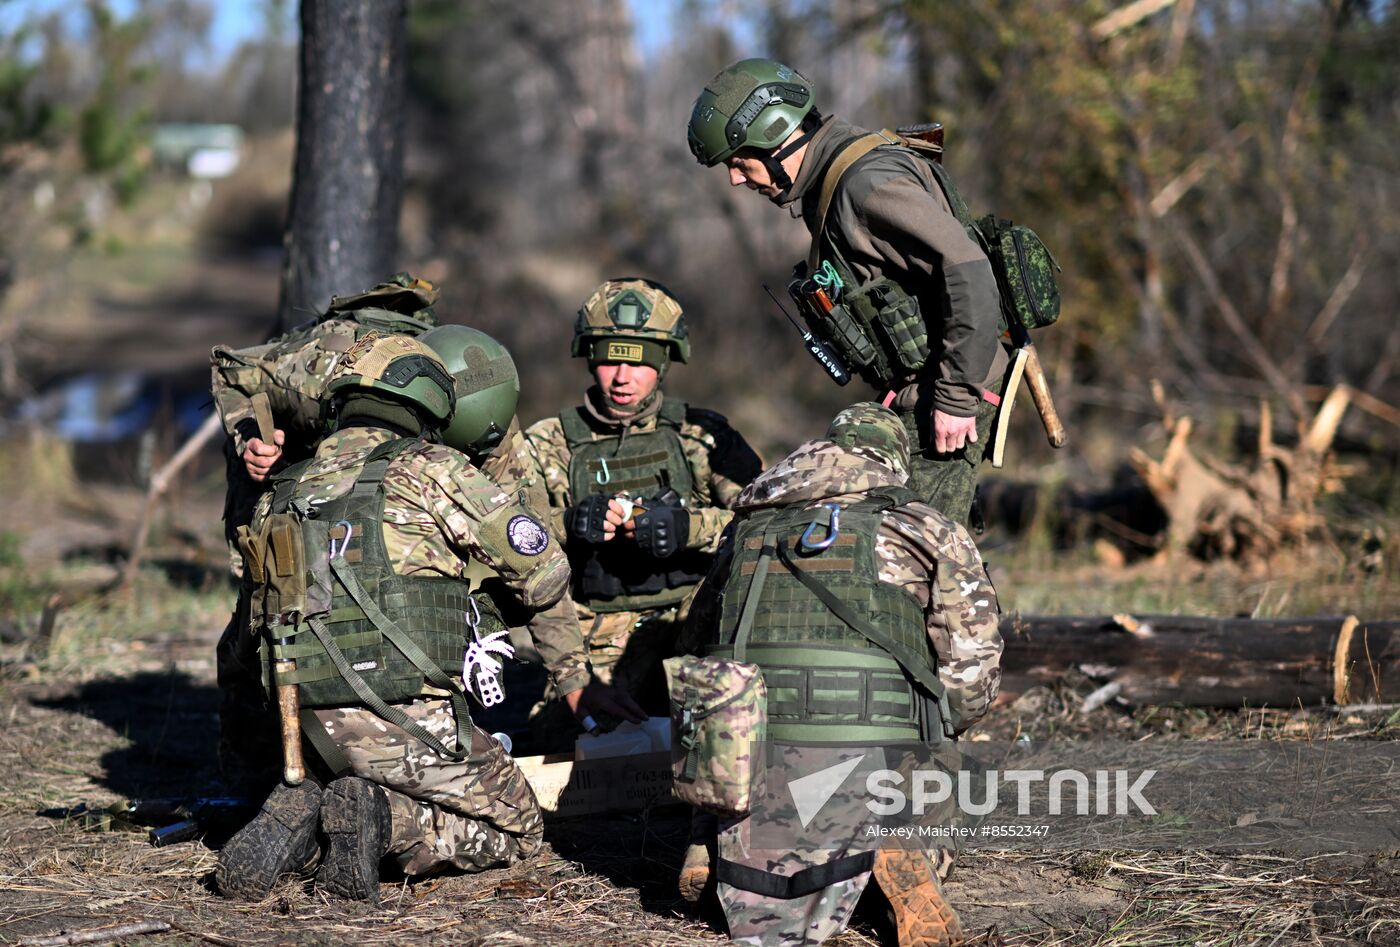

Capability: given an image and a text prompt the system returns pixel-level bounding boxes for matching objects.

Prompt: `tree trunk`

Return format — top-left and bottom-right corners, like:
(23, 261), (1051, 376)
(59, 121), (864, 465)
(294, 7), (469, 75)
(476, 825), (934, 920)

(276, 0), (407, 332)
(1000, 614), (1400, 707)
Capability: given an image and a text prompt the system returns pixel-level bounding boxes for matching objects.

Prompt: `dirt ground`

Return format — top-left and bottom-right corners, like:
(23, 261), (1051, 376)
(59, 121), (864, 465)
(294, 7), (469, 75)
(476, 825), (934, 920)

(0, 616), (1396, 947)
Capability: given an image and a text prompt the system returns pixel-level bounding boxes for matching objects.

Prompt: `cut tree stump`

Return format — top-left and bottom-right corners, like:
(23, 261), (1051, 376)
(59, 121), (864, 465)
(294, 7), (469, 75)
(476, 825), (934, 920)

(1128, 381), (1352, 562)
(1000, 613), (1400, 707)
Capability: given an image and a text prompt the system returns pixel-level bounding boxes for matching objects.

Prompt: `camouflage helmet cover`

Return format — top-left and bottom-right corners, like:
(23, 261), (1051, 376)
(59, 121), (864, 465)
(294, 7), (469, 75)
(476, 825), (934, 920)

(826, 402), (910, 482)
(420, 324), (520, 457)
(571, 277), (690, 364)
(688, 58), (815, 166)
(325, 332), (456, 426)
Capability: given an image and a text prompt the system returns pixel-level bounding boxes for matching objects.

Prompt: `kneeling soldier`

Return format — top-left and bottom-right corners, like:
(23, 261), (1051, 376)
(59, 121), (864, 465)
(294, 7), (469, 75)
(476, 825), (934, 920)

(216, 333), (566, 902)
(679, 403), (1003, 946)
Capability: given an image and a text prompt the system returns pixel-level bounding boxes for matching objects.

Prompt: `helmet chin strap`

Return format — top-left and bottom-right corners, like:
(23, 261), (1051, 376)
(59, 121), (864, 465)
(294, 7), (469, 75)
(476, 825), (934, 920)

(762, 124), (817, 202)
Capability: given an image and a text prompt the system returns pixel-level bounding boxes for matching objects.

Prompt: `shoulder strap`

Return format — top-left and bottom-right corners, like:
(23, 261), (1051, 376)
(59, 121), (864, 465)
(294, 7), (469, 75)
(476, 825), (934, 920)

(808, 129), (902, 270)
(657, 397), (687, 429)
(559, 407), (593, 451)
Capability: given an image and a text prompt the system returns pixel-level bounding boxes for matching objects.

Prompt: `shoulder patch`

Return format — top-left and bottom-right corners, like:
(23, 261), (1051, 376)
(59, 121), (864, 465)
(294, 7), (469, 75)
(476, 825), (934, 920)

(506, 514), (550, 556)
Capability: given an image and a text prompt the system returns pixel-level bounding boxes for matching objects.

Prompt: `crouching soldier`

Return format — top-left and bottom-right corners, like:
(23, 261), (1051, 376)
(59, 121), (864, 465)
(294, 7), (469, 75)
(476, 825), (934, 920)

(676, 403), (1003, 946)
(216, 333), (566, 903)
(523, 278), (761, 732)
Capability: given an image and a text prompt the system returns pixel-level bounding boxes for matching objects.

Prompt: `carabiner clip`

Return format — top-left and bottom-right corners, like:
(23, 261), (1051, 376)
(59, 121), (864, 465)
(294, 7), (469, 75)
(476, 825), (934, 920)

(595, 457), (611, 485)
(329, 520), (353, 559)
(463, 598), (481, 633)
(799, 504), (842, 552)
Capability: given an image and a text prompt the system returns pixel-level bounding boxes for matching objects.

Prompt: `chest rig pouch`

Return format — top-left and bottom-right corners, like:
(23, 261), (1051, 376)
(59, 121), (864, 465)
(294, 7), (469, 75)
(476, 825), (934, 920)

(561, 400), (711, 612)
(707, 487), (952, 746)
(239, 438), (501, 761)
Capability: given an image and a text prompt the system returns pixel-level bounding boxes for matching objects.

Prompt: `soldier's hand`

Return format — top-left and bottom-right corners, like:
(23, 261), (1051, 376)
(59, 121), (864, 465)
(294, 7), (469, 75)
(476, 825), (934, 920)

(932, 410), (977, 455)
(568, 681), (647, 726)
(243, 430), (285, 482)
(606, 498), (636, 539)
(565, 495), (614, 544)
(635, 501), (690, 558)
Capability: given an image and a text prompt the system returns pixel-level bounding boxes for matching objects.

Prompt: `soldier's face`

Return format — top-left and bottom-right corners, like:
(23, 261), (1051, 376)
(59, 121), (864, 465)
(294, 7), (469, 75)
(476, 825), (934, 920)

(725, 155), (782, 197)
(593, 361), (660, 413)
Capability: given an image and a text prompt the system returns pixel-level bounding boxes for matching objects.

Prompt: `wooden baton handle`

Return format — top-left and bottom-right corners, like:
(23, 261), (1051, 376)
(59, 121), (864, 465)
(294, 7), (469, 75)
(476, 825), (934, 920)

(274, 657), (305, 785)
(1022, 345), (1067, 449)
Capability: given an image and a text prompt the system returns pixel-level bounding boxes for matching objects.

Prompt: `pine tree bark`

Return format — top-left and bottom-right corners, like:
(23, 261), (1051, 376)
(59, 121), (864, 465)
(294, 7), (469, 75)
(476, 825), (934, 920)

(276, 0), (406, 332)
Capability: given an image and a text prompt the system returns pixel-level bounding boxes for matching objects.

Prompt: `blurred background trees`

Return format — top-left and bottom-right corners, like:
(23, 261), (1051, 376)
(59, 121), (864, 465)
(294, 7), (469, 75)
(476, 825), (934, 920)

(1, 0), (1397, 469)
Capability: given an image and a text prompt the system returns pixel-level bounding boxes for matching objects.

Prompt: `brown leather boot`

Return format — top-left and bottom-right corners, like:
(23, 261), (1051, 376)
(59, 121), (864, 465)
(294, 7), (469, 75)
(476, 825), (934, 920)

(870, 847), (965, 947)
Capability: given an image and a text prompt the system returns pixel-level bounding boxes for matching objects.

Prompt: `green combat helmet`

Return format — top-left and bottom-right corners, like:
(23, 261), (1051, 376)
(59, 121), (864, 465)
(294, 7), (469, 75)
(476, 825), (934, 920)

(325, 333), (456, 431)
(571, 278), (691, 368)
(688, 58), (817, 170)
(420, 324), (520, 458)
(826, 401), (911, 482)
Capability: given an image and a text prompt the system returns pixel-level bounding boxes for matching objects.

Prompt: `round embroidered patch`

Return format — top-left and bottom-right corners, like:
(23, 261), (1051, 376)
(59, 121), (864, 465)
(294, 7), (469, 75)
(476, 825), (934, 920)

(506, 515), (549, 555)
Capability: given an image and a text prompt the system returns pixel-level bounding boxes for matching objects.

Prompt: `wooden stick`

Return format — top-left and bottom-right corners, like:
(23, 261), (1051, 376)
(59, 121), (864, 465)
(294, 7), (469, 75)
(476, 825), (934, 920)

(20, 921), (170, 947)
(119, 410), (222, 590)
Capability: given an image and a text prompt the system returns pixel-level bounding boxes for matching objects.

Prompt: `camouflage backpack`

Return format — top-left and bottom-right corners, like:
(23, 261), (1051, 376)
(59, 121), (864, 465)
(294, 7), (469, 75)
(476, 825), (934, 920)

(662, 654), (767, 818)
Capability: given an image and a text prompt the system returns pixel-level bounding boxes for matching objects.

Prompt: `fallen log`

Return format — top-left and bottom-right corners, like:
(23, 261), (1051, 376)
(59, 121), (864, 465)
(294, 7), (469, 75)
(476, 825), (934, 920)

(1000, 613), (1400, 707)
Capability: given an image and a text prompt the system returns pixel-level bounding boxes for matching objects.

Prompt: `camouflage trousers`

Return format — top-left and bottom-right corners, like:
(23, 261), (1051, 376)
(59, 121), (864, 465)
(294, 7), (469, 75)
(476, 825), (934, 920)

(311, 698), (544, 877)
(529, 606), (679, 748)
(895, 377), (1001, 529)
(713, 743), (956, 946)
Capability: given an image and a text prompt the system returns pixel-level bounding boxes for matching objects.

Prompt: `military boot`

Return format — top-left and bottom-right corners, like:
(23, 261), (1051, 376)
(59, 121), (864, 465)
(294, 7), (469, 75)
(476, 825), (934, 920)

(215, 780), (323, 900)
(677, 840), (713, 903)
(315, 776), (392, 904)
(870, 848), (965, 947)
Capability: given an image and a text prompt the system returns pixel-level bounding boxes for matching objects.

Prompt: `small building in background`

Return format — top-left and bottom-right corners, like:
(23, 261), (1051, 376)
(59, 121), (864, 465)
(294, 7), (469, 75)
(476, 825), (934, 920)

(151, 124), (244, 179)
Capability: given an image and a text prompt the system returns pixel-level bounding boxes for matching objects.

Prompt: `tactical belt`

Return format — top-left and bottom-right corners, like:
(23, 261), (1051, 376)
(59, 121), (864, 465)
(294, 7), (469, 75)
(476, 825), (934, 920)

(717, 851), (875, 899)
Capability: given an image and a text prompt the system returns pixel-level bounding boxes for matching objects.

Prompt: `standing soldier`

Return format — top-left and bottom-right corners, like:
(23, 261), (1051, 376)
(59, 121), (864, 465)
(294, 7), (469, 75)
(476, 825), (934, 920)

(523, 278), (762, 730)
(678, 403), (1003, 946)
(687, 60), (1008, 526)
(217, 334), (565, 903)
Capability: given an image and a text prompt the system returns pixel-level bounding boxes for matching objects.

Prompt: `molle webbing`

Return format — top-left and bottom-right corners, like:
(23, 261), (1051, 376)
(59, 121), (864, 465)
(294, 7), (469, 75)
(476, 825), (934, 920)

(713, 488), (946, 743)
(560, 398), (694, 499)
(561, 398), (707, 611)
(263, 438), (495, 760)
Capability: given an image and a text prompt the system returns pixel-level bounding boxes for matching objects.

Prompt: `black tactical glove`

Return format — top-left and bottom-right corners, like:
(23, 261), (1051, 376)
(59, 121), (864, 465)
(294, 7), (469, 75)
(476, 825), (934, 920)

(634, 499), (690, 559)
(565, 494), (612, 545)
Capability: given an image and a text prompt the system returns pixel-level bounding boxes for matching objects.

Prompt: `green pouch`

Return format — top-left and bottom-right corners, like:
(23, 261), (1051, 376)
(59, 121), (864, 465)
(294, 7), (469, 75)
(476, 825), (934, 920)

(848, 277), (929, 371)
(977, 214), (1062, 330)
(663, 654), (767, 819)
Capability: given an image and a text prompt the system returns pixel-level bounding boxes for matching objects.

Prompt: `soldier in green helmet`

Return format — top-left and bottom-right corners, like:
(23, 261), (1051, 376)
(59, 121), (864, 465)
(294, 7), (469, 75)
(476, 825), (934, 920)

(676, 402), (1004, 947)
(688, 59), (1009, 528)
(218, 333), (565, 904)
(522, 278), (762, 737)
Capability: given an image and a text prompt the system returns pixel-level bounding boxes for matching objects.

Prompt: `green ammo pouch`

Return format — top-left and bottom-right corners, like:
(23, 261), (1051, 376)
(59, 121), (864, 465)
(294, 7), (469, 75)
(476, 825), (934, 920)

(847, 276), (929, 371)
(976, 214), (1061, 331)
(662, 654), (767, 819)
